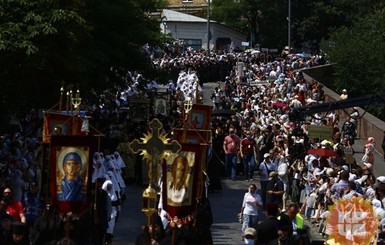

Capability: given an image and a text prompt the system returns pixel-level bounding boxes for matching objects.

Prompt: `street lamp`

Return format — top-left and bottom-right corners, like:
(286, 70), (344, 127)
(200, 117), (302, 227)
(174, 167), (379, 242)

(205, 0), (212, 56)
(161, 16), (167, 44)
(287, 0), (291, 52)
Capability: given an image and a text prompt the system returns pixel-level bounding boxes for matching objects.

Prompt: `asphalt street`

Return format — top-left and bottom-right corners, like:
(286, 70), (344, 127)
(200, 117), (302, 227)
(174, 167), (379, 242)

(111, 82), (385, 244)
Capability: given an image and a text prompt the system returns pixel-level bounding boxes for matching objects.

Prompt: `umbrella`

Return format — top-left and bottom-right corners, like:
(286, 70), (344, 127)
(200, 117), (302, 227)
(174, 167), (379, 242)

(211, 109), (236, 117)
(307, 148), (337, 157)
(273, 101), (286, 109)
(251, 50), (260, 55)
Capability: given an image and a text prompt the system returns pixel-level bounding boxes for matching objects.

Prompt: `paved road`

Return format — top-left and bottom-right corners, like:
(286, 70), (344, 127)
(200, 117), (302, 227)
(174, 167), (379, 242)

(112, 82), (385, 244)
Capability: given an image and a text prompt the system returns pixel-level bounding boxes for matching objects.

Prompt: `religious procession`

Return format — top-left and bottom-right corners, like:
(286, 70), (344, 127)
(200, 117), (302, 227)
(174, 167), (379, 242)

(1, 33), (385, 245)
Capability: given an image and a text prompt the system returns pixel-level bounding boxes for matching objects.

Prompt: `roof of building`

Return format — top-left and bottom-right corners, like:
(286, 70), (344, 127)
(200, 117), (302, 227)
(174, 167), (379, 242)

(162, 9), (215, 23)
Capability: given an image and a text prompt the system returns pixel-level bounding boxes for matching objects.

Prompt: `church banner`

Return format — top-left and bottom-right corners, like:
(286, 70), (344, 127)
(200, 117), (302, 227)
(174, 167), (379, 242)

(50, 136), (96, 214)
(43, 112), (86, 144)
(162, 143), (207, 219)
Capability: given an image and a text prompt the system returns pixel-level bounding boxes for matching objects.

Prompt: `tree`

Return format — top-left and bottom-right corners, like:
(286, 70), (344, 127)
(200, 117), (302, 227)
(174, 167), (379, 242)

(211, 0), (287, 48)
(320, 4), (385, 119)
(0, 0), (164, 123)
(292, 0), (380, 51)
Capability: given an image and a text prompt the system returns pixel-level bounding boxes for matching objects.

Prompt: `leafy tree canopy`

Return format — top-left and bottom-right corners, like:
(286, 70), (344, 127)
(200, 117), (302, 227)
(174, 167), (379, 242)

(320, 4), (385, 119)
(0, 0), (164, 123)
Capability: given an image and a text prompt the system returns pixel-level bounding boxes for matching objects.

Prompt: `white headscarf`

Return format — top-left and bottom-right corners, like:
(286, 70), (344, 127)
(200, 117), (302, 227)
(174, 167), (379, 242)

(107, 157), (126, 189)
(107, 171), (121, 199)
(113, 152), (126, 169)
(102, 179), (117, 202)
(92, 152), (107, 183)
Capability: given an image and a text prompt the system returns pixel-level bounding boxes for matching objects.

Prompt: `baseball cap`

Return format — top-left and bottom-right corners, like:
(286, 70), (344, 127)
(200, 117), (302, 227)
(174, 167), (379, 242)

(269, 171), (278, 179)
(264, 153), (270, 158)
(377, 176), (385, 184)
(244, 227), (257, 237)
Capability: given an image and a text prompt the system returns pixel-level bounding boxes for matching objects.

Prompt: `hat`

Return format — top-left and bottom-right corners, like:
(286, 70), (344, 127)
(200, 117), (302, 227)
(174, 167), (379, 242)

(326, 168), (335, 177)
(264, 153), (270, 158)
(372, 199), (382, 209)
(244, 227), (257, 237)
(342, 89), (347, 93)
(341, 165), (349, 171)
(269, 171), (278, 179)
(11, 222), (27, 235)
(377, 176), (385, 184)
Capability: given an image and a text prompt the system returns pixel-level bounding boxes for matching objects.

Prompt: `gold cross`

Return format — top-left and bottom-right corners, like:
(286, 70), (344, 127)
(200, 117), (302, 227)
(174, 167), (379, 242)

(128, 119), (181, 186)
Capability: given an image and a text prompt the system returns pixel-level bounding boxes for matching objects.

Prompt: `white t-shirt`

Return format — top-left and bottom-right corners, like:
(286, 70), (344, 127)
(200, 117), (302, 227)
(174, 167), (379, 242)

(242, 192), (262, 216)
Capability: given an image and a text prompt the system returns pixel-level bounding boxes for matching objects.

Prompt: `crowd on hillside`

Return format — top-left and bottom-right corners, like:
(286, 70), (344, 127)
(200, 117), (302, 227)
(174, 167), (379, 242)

(202, 48), (385, 244)
(1, 39), (384, 245)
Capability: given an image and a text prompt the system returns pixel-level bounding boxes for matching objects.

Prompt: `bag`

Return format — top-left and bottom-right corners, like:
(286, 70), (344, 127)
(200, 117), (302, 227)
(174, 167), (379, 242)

(278, 163), (288, 176)
(238, 213), (243, 224)
(362, 154), (369, 163)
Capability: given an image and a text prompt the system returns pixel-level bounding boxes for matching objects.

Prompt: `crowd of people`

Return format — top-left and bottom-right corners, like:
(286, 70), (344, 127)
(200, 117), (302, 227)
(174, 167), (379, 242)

(201, 47), (385, 244)
(0, 122), (128, 245)
(1, 38), (384, 245)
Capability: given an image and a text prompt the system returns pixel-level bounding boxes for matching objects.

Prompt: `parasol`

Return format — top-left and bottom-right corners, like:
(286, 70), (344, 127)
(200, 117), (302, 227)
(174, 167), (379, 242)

(273, 101), (286, 109)
(307, 148), (337, 157)
(251, 50), (260, 55)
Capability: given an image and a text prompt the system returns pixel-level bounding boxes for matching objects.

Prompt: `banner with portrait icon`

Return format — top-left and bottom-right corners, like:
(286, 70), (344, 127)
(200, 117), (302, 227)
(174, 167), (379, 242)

(50, 136), (97, 214)
(161, 143), (208, 219)
(43, 112), (86, 144)
(189, 104), (212, 130)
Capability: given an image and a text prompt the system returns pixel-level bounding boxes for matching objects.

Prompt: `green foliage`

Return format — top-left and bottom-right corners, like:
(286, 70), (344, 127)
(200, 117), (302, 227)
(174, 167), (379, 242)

(320, 5), (385, 119)
(211, 0), (286, 48)
(0, 0), (163, 123)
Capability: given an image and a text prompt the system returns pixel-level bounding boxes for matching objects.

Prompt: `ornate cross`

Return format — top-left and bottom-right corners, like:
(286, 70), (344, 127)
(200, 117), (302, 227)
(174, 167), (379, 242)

(128, 118), (181, 186)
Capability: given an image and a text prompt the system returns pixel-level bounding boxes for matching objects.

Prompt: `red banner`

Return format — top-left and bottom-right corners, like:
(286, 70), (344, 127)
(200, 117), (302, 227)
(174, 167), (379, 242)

(43, 112), (85, 144)
(162, 143), (208, 219)
(50, 136), (96, 214)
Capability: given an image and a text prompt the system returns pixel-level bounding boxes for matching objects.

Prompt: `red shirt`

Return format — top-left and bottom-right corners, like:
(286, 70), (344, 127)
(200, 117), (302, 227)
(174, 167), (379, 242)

(224, 135), (240, 154)
(241, 138), (256, 155)
(6, 199), (24, 222)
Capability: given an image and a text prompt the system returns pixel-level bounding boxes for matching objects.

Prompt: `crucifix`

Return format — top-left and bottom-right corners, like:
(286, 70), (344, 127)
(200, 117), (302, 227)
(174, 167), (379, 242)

(128, 118), (181, 225)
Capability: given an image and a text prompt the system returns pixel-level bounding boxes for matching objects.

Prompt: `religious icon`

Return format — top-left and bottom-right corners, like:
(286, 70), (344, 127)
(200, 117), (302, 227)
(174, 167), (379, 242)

(191, 112), (202, 129)
(155, 98), (167, 116)
(166, 152), (195, 207)
(189, 104), (212, 130)
(56, 147), (88, 202)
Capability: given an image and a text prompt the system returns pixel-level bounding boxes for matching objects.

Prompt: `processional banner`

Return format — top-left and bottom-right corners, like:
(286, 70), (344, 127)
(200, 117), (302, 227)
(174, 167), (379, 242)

(162, 143), (208, 219)
(50, 136), (96, 214)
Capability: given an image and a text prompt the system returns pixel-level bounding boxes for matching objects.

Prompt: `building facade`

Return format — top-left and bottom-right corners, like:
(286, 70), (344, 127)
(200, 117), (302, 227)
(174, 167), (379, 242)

(165, 0), (208, 17)
(161, 9), (246, 51)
